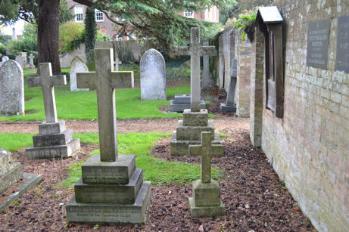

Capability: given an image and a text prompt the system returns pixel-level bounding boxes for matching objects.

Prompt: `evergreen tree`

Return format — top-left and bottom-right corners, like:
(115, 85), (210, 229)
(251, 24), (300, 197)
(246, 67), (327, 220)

(84, 7), (96, 70)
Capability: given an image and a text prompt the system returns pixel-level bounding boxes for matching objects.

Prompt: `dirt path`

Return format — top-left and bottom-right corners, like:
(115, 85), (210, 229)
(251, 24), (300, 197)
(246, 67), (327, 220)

(0, 115), (249, 134)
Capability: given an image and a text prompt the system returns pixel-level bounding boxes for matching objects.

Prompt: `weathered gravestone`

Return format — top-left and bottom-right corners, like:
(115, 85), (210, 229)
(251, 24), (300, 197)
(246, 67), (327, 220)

(28, 53), (35, 69)
(0, 60), (25, 115)
(70, 57), (89, 91)
(188, 132), (224, 217)
(170, 28), (223, 156)
(25, 63), (80, 159)
(15, 52), (27, 69)
(66, 48), (150, 224)
(140, 49), (166, 100)
(220, 58), (237, 113)
(0, 149), (42, 212)
(202, 41), (214, 90)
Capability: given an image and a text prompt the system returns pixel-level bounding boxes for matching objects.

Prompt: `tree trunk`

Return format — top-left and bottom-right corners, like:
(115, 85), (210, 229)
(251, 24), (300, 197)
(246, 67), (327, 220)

(38, 0), (61, 74)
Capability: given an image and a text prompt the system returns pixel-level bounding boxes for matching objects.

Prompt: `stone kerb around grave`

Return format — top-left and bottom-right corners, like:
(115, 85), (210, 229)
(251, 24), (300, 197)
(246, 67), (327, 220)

(140, 48), (166, 100)
(0, 60), (25, 116)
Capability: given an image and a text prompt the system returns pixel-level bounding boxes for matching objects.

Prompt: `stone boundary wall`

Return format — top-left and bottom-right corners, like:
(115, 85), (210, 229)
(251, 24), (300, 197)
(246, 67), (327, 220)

(236, 34), (252, 117)
(251, 1), (349, 231)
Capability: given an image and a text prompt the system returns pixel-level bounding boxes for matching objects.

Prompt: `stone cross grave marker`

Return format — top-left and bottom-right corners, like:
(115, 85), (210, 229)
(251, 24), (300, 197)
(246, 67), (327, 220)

(31, 63), (67, 123)
(77, 48), (134, 162)
(175, 27), (217, 112)
(189, 132), (224, 183)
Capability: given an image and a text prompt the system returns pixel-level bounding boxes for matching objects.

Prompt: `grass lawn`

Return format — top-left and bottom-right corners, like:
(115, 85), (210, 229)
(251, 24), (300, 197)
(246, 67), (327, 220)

(0, 132), (222, 186)
(0, 67), (190, 122)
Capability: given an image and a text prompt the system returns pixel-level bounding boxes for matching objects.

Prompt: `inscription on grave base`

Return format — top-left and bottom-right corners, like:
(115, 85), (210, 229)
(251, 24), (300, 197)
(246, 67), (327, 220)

(336, 16), (349, 73)
(306, 20), (331, 69)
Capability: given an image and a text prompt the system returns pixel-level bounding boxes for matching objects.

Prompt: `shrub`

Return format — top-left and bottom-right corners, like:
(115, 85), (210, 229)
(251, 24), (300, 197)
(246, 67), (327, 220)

(231, 10), (257, 41)
(7, 23), (37, 55)
(59, 22), (84, 53)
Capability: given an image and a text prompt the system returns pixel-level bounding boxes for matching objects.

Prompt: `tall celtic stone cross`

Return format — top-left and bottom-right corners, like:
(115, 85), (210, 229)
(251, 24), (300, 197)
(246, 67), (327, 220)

(189, 132), (223, 183)
(77, 48), (134, 162)
(176, 27), (217, 112)
(37, 63), (67, 123)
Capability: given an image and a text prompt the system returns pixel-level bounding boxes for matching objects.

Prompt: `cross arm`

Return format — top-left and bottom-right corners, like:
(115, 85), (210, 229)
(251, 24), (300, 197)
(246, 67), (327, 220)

(50, 74), (67, 86)
(211, 144), (224, 157)
(173, 46), (190, 56)
(77, 72), (96, 90)
(189, 144), (202, 157)
(200, 46), (217, 56)
(110, 71), (134, 89)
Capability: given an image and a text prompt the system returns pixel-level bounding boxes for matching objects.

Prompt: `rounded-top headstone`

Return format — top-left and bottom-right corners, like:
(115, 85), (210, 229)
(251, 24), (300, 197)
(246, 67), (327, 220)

(70, 57), (89, 91)
(0, 60), (24, 115)
(140, 49), (166, 100)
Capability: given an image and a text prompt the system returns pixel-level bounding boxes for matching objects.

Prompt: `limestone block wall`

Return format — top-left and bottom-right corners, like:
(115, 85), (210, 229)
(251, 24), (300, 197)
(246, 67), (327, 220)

(236, 34), (252, 118)
(252, 1), (349, 231)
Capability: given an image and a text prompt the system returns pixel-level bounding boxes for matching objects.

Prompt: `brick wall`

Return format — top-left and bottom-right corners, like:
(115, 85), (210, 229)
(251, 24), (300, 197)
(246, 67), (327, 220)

(250, 1), (349, 231)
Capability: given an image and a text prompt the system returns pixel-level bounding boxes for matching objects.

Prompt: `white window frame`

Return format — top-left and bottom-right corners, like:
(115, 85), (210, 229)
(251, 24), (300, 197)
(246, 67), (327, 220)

(95, 9), (104, 22)
(184, 10), (194, 18)
(74, 6), (84, 22)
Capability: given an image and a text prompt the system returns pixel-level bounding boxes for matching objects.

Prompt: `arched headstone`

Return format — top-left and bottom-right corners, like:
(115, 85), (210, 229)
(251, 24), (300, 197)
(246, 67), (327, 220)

(140, 49), (166, 100)
(0, 60), (24, 115)
(70, 57), (89, 91)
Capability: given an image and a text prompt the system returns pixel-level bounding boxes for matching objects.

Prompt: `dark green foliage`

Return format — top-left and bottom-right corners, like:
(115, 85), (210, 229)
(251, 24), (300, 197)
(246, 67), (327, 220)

(59, 0), (74, 24)
(84, 7), (96, 70)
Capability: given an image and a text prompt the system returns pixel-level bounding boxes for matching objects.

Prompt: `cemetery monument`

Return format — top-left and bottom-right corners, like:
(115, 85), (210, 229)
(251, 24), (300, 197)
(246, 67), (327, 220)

(140, 48), (166, 100)
(0, 60), (25, 115)
(170, 27), (223, 156)
(188, 132), (224, 217)
(220, 58), (237, 113)
(70, 57), (89, 91)
(66, 48), (150, 224)
(25, 63), (80, 159)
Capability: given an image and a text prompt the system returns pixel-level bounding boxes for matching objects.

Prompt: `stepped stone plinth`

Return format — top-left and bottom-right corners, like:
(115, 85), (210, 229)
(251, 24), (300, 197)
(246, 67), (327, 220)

(66, 155), (151, 224)
(170, 109), (223, 156)
(26, 120), (80, 159)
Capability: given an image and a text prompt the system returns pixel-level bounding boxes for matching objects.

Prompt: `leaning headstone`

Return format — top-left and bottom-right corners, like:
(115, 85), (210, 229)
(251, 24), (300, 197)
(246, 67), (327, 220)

(202, 41), (214, 90)
(170, 28), (223, 156)
(70, 57), (89, 91)
(0, 60), (25, 115)
(188, 132), (225, 217)
(66, 48), (150, 224)
(140, 49), (166, 100)
(220, 58), (237, 113)
(0, 148), (42, 213)
(25, 63), (80, 159)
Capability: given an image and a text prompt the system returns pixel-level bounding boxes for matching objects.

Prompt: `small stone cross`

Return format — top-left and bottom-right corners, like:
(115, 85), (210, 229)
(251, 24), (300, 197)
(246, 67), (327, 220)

(189, 132), (223, 183)
(30, 63), (67, 123)
(175, 27), (217, 112)
(77, 48), (134, 162)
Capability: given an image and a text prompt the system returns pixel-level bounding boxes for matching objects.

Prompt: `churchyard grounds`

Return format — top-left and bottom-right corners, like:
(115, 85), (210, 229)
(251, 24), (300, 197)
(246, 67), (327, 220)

(0, 67), (316, 231)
